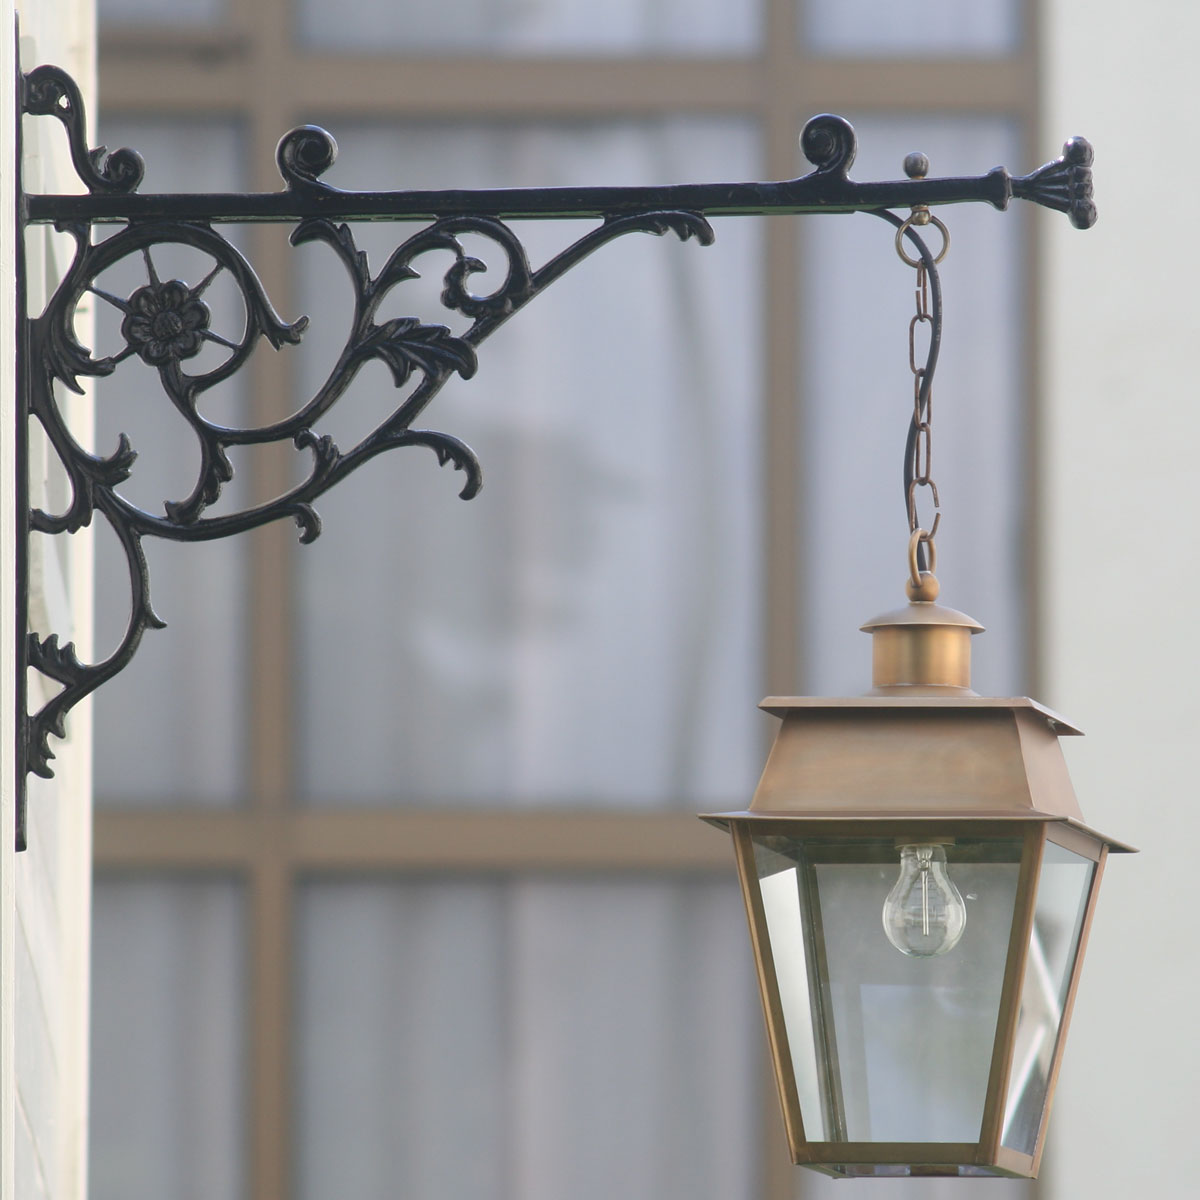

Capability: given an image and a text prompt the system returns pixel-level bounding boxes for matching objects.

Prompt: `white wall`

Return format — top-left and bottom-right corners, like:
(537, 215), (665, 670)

(1040, 1), (1200, 1195)
(5, 4), (96, 1199)
(0, 0), (19, 1193)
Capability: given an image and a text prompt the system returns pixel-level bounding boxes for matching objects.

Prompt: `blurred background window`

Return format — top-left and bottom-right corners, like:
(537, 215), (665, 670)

(91, 1), (1039, 1197)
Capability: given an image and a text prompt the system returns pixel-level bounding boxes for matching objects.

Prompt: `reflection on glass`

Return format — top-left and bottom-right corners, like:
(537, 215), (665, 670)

(758, 858), (827, 1139)
(1001, 841), (1095, 1154)
(294, 877), (759, 1200)
(804, 0), (1019, 58)
(90, 877), (245, 1200)
(753, 836), (1022, 1145)
(295, 0), (759, 56)
(294, 118), (762, 808)
(100, 0), (225, 28)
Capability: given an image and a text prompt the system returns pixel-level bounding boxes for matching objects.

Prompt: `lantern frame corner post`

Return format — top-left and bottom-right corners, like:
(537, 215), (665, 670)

(1010, 822), (1112, 1177)
(977, 821), (1047, 1173)
(1029, 835), (1108, 1174)
(728, 821), (812, 1165)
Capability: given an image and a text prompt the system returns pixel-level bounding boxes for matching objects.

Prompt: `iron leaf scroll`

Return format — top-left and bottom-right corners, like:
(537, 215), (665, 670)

(17, 62), (1095, 848)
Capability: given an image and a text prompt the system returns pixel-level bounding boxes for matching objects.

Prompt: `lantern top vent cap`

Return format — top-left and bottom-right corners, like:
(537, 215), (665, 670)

(860, 573), (984, 692)
(859, 600), (985, 635)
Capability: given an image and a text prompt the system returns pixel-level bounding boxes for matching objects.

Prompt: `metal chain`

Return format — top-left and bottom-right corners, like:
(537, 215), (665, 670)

(906, 258), (940, 552)
(890, 195), (949, 576)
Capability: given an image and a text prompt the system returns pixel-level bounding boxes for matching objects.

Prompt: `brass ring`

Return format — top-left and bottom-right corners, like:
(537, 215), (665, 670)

(895, 214), (950, 268)
(908, 528), (937, 587)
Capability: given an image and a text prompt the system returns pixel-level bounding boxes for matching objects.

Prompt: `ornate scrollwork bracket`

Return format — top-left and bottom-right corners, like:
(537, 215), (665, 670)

(14, 63), (1096, 849)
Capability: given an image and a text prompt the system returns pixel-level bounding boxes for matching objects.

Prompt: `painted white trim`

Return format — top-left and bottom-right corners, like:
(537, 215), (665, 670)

(0, 5), (21, 1200)
(7, 6), (96, 1198)
(1039, 0), (1200, 1194)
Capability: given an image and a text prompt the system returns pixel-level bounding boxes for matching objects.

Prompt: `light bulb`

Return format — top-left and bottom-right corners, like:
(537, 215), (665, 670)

(882, 844), (966, 957)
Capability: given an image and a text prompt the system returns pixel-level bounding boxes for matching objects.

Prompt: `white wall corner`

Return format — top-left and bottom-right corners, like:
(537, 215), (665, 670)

(1038, 0), (1200, 1196)
(1, 1), (22, 1199)
(9, 3), (97, 1200)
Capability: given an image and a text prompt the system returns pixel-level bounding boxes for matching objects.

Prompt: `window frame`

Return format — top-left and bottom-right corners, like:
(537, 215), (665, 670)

(92, 1), (1044, 1196)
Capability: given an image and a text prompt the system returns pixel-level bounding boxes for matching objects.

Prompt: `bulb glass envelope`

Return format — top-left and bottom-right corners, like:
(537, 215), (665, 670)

(703, 697), (1133, 1180)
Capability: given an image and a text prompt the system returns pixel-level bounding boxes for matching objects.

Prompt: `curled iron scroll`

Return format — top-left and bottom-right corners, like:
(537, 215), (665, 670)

(25, 196), (713, 784)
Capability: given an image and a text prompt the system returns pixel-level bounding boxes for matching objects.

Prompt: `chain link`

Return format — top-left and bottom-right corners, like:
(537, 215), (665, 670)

(905, 258), (940, 555)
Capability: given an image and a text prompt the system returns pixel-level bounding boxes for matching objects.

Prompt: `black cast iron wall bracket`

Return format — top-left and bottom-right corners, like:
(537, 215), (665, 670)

(14, 61), (1096, 849)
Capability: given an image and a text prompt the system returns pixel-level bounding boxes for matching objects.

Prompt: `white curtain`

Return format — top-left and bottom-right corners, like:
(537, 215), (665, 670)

(288, 119), (767, 1197)
(88, 114), (766, 1200)
(294, 118), (763, 807)
(90, 879), (246, 1200)
(295, 0), (758, 56)
(294, 877), (759, 1200)
(85, 99), (1034, 1200)
(99, 0), (225, 27)
(804, 0), (1019, 56)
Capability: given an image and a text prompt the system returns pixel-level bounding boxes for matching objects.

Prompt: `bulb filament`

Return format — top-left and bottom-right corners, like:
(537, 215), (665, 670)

(882, 843), (967, 957)
(920, 854), (930, 936)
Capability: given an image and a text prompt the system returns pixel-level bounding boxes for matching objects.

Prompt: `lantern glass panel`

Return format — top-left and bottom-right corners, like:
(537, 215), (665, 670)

(1000, 840), (1095, 1155)
(751, 834), (1023, 1144)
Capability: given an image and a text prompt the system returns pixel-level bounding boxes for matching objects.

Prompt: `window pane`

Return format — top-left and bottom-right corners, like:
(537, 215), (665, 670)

(294, 118), (762, 807)
(800, 115), (1025, 698)
(803, 0), (1019, 57)
(294, 876), (759, 1200)
(295, 0), (759, 56)
(91, 120), (249, 806)
(100, 0), (226, 28)
(90, 877), (246, 1200)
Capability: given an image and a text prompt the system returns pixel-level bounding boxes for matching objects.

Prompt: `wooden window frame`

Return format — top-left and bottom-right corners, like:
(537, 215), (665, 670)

(93, 0), (1043, 1196)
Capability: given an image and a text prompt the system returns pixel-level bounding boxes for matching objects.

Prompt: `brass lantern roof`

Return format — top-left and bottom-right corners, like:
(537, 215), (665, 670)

(702, 583), (1135, 852)
(703, 691), (1134, 854)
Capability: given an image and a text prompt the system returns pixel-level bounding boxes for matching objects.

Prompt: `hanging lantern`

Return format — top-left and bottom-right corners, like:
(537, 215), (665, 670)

(705, 207), (1131, 1180)
(705, 557), (1131, 1178)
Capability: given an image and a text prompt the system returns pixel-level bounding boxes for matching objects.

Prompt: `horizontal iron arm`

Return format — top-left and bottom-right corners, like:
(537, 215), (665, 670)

(30, 171), (1030, 224)
(21, 71), (1096, 229)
